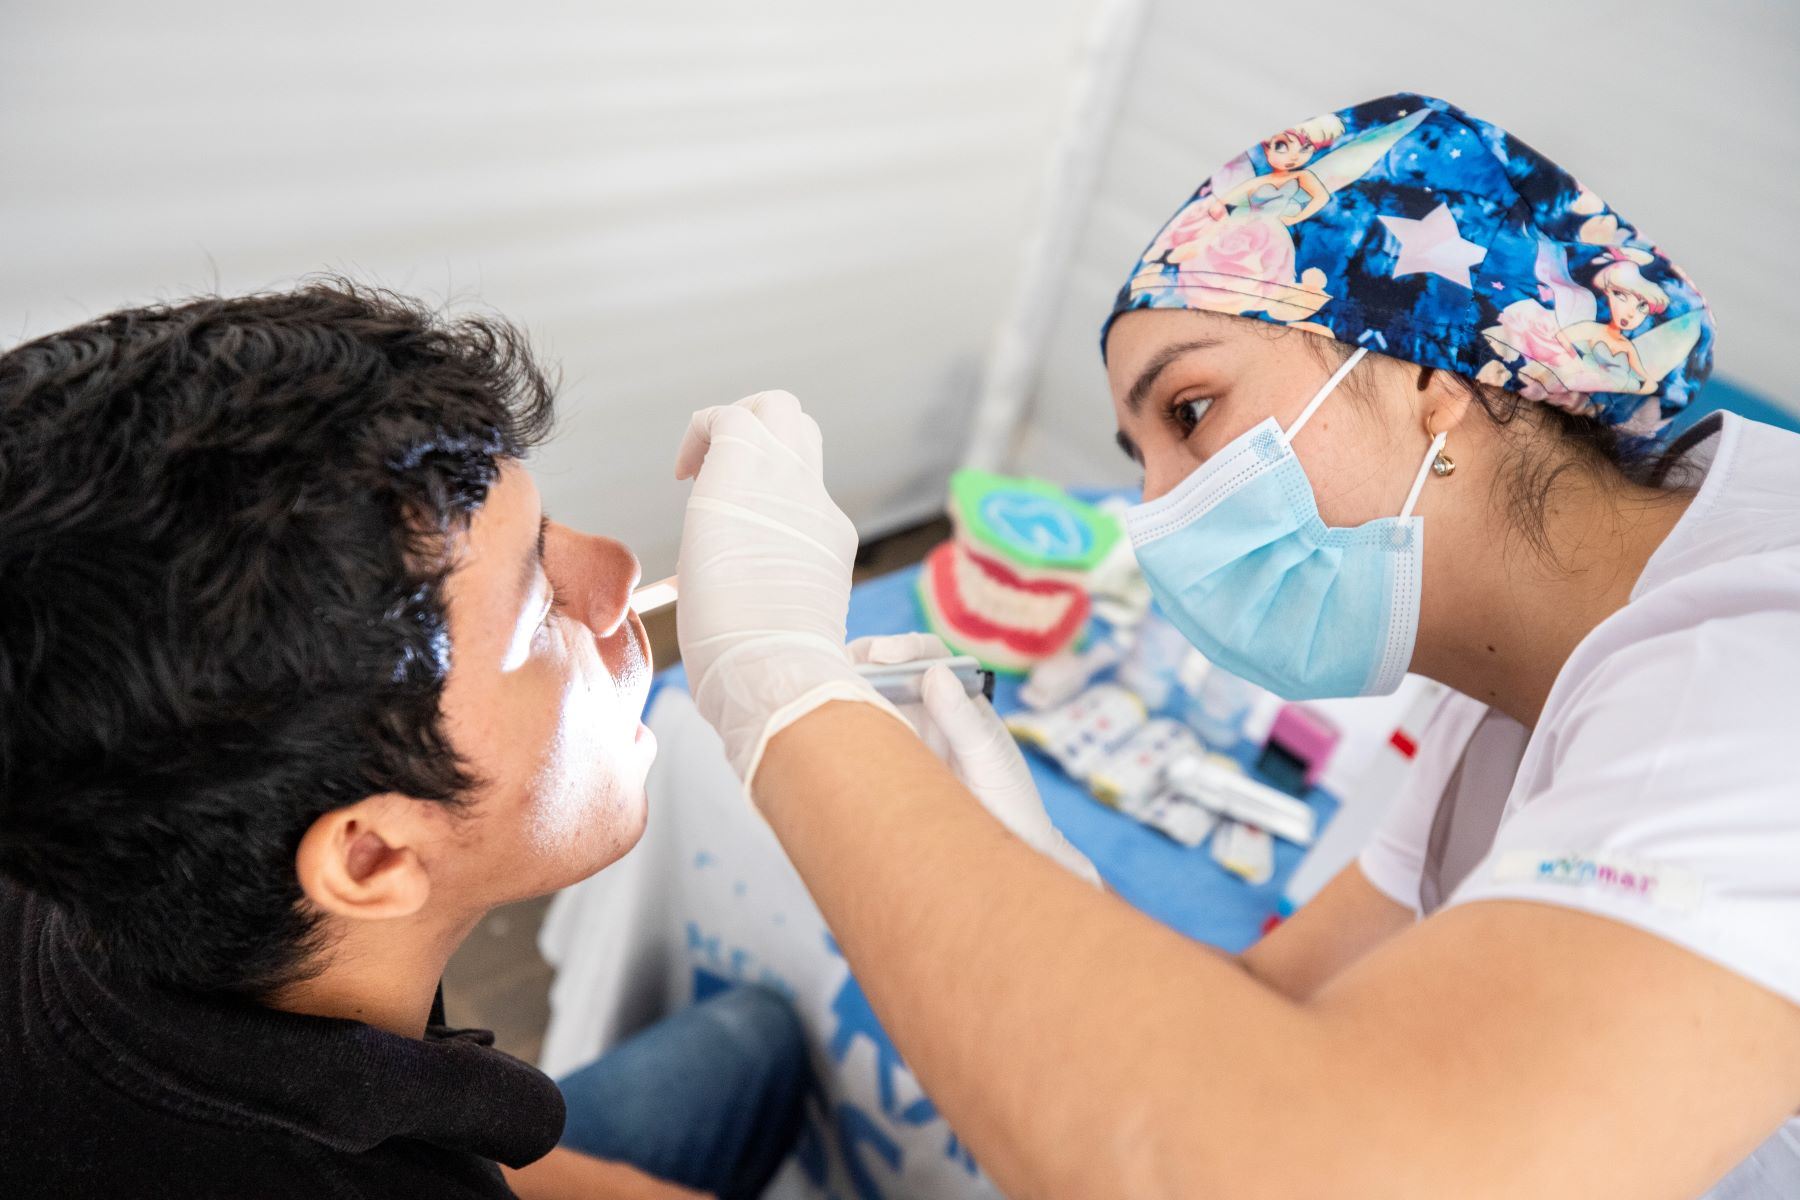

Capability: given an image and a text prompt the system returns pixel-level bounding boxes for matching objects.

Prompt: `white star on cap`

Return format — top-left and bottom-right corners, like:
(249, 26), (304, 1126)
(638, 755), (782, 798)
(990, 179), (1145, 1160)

(1379, 202), (1487, 289)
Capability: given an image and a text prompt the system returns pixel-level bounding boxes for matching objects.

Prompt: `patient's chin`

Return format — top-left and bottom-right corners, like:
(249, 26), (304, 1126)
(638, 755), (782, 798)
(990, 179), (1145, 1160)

(577, 780), (650, 880)
(612, 784), (650, 854)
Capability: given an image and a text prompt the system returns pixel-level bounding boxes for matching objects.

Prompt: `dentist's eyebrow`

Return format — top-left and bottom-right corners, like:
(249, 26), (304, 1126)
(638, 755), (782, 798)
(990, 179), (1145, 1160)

(1124, 337), (1221, 416)
(1115, 429), (1140, 464)
(518, 513), (549, 611)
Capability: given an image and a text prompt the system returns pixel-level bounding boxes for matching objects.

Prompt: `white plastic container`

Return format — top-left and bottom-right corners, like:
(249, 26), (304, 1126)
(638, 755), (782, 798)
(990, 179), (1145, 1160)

(1115, 611), (1189, 711)
(1179, 651), (1261, 750)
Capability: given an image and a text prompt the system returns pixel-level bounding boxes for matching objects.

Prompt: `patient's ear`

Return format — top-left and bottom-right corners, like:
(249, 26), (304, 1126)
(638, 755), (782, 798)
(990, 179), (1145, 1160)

(295, 795), (432, 921)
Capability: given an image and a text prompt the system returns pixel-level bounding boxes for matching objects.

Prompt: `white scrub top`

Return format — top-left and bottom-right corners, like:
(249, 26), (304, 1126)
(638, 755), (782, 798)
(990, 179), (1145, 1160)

(1357, 412), (1800, 1199)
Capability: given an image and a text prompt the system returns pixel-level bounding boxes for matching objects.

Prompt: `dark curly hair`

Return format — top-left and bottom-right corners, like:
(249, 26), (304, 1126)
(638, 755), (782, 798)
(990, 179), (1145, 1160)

(0, 280), (555, 997)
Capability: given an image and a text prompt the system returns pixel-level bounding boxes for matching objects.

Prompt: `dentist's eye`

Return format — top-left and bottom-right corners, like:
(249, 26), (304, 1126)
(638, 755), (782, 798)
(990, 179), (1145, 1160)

(1168, 395), (1214, 436)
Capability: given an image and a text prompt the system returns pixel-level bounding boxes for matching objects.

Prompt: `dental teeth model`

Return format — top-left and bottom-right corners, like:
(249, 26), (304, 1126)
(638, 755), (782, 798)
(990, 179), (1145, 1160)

(917, 470), (1122, 672)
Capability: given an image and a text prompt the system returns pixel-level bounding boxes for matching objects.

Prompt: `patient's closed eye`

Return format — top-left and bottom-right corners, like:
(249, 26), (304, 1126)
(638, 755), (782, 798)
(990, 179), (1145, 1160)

(536, 577), (563, 639)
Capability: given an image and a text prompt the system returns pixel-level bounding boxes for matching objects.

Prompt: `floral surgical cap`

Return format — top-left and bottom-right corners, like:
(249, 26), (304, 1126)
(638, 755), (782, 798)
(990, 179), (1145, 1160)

(1104, 93), (1714, 445)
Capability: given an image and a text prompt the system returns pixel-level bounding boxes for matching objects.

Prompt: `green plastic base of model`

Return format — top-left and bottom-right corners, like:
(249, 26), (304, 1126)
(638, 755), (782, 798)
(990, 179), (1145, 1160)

(947, 469), (1121, 576)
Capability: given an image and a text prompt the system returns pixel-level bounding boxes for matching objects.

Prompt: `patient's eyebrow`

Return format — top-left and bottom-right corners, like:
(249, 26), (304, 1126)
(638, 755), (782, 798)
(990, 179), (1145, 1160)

(518, 513), (549, 609)
(1124, 337), (1220, 416)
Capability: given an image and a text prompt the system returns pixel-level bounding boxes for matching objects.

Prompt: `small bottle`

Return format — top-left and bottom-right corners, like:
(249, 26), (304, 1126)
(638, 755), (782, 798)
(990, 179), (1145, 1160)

(1115, 610), (1189, 712)
(1180, 651), (1259, 751)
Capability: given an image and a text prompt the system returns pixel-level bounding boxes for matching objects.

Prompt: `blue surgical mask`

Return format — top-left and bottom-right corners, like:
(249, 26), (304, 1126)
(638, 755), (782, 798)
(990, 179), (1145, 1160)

(1124, 347), (1445, 700)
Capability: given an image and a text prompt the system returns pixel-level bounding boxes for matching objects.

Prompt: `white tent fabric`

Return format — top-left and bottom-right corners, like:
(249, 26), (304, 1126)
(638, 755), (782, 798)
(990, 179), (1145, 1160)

(0, 0), (1098, 574)
(9, 3), (1788, 552)
(983, 0), (1800, 486)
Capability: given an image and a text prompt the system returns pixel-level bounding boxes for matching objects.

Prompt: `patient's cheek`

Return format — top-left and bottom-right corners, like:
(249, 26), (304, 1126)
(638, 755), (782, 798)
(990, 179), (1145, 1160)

(518, 674), (648, 872)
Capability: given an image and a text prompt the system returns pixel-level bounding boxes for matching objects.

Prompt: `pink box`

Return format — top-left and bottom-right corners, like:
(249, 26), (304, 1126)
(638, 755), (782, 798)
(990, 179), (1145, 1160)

(1265, 703), (1341, 790)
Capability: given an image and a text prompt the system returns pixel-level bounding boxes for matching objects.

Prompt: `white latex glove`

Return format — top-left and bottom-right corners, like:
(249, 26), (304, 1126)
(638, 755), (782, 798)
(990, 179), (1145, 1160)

(674, 390), (907, 782)
(846, 632), (957, 763)
(849, 633), (1102, 887)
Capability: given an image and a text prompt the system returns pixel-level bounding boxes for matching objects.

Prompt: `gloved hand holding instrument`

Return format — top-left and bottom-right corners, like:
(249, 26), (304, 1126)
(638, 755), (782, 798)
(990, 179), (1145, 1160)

(851, 634), (1101, 886)
(672, 389), (908, 782)
(674, 391), (1099, 883)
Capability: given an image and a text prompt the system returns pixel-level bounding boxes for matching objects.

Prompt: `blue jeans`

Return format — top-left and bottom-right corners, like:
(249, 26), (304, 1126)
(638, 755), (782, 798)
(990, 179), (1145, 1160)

(556, 986), (811, 1200)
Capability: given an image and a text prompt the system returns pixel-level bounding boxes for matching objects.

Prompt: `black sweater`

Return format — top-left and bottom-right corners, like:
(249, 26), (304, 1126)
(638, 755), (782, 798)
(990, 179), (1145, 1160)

(0, 880), (564, 1198)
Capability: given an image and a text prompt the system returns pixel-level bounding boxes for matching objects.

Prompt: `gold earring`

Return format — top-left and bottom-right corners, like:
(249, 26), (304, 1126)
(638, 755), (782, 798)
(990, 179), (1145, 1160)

(1432, 448), (1456, 477)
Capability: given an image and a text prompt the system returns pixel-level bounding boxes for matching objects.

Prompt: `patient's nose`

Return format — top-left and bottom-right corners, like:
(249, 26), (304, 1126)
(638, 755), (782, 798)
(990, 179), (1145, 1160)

(544, 524), (640, 638)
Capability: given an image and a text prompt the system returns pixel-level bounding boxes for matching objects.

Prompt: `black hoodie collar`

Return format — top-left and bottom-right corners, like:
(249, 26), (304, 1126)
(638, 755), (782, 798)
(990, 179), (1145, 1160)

(32, 896), (563, 1168)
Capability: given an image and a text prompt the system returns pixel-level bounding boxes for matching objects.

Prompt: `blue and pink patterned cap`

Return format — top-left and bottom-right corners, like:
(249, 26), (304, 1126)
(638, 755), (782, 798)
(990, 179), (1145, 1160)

(1104, 93), (1714, 445)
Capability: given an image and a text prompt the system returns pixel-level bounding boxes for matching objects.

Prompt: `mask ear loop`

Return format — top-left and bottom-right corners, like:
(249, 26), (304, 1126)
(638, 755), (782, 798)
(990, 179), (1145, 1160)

(1400, 431), (1449, 519)
(1280, 345), (1369, 446)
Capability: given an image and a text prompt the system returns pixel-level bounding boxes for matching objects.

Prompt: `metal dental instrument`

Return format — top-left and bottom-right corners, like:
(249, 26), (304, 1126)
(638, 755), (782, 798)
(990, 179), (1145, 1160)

(854, 655), (995, 705)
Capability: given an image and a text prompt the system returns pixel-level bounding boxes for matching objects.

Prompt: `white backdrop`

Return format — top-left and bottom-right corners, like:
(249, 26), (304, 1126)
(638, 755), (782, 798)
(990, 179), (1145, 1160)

(0, 0), (1098, 574)
(6, 2), (1794, 560)
(995, 0), (1800, 486)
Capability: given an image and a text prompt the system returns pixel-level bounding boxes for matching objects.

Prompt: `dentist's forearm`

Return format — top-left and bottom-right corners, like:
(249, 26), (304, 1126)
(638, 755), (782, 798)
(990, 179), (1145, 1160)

(754, 700), (1357, 1200)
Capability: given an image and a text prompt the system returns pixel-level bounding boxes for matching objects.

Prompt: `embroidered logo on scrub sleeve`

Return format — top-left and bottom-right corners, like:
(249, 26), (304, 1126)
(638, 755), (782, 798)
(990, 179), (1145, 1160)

(1491, 850), (1704, 912)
